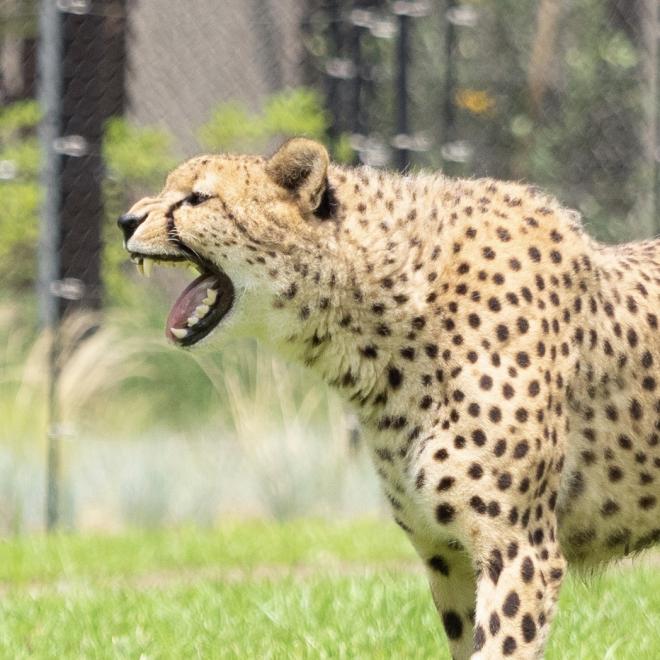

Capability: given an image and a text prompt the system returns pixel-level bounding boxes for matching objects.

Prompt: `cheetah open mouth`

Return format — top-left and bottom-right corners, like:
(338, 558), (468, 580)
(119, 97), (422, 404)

(129, 252), (235, 347)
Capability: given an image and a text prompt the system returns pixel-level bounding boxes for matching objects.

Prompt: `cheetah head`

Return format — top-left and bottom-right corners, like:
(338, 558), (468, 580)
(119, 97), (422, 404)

(119, 138), (338, 348)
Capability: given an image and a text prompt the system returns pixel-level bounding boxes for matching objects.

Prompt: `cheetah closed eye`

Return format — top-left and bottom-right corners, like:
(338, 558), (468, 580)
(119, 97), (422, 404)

(119, 138), (660, 659)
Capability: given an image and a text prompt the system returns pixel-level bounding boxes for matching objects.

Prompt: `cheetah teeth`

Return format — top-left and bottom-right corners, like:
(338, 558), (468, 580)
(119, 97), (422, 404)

(183, 290), (219, 328)
(170, 327), (188, 339)
(203, 289), (218, 305)
(133, 256), (199, 278)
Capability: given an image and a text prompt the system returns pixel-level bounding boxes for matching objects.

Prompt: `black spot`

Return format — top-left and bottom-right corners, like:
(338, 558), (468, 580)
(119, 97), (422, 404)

(516, 352), (530, 368)
(487, 549), (503, 584)
(513, 441), (529, 459)
(470, 496), (487, 514)
(497, 473), (512, 490)
(388, 366), (403, 389)
(468, 313), (481, 328)
(468, 463), (484, 479)
(360, 345), (378, 359)
(436, 503), (456, 524)
(428, 555), (450, 576)
(442, 611), (463, 640)
(472, 429), (487, 446)
(502, 591), (520, 617)
(437, 477), (455, 491)
(487, 501), (501, 517)
(496, 324), (509, 342)
(503, 636), (517, 655)
(521, 614), (537, 643)
(601, 499), (620, 517)
(425, 344), (439, 358)
(474, 625), (486, 651)
(400, 347), (416, 361)
(521, 557), (534, 583)
(494, 439), (507, 457)
(489, 611), (501, 635)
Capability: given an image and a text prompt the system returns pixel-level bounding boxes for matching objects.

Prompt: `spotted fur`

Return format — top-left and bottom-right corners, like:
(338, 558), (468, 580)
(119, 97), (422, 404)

(122, 139), (660, 659)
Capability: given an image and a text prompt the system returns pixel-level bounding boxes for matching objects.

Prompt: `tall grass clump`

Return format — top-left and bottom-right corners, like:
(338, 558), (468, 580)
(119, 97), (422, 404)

(0, 292), (381, 532)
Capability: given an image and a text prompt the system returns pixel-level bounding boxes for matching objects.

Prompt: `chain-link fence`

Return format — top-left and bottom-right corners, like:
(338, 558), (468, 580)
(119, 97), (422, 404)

(0, 0), (659, 530)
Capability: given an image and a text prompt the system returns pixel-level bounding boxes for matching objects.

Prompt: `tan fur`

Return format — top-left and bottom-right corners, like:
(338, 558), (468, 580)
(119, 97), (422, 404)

(123, 139), (660, 659)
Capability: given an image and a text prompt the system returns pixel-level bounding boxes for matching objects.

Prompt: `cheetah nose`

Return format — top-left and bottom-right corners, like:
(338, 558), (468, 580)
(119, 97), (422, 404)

(117, 212), (147, 242)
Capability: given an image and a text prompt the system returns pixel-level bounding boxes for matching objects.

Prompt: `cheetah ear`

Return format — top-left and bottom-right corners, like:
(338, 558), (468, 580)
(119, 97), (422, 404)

(266, 138), (330, 215)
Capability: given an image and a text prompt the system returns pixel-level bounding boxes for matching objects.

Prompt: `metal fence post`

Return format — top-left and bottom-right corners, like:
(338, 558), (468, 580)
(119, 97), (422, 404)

(37, 0), (113, 531)
(37, 0), (63, 531)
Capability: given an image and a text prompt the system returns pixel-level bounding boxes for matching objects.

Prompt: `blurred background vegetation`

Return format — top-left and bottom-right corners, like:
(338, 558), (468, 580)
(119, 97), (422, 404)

(0, 0), (658, 533)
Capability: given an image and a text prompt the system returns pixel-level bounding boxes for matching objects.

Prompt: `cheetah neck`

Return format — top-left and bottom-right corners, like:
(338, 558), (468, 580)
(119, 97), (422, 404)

(255, 166), (461, 428)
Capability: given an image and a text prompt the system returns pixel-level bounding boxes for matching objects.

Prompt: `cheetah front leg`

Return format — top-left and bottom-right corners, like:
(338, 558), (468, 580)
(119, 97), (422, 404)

(471, 531), (566, 659)
(412, 433), (566, 658)
(420, 545), (477, 660)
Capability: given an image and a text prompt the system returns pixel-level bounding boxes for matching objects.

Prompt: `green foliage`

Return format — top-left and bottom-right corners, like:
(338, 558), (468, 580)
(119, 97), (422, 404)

(521, 0), (647, 241)
(0, 101), (40, 289)
(0, 101), (41, 140)
(196, 101), (263, 152)
(198, 87), (330, 152)
(103, 118), (176, 187)
(0, 180), (39, 289)
(102, 118), (177, 305)
(0, 87), (340, 301)
(0, 105), (178, 299)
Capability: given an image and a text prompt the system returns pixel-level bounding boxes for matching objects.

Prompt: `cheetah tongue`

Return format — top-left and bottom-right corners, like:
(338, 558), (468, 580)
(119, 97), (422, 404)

(166, 270), (235, 345)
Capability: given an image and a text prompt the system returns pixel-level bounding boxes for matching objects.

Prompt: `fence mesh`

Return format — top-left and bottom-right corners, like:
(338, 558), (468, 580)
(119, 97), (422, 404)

(1, 0), (656, 304)
(0, 0), (659, 529)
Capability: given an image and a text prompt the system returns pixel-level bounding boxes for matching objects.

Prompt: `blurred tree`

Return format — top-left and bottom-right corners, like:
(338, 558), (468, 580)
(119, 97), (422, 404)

(528, 0), (563, 117)
(0, 0), (38, 103)
(0, 100), (40, 290)
(102, 118), (177, 305)
(198, 87), (336, 154)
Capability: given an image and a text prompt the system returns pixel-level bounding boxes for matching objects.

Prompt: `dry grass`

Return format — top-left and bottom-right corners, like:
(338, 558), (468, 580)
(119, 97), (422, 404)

(0, 301), (377, 531)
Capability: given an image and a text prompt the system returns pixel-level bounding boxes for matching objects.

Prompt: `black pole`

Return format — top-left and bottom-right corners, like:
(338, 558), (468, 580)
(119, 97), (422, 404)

(349, 17), (364, 137)
(38, 1), (112, 530)
(443, 0), (458, 170)
(326, 0), (344, 146)
(58, 8), (105, 318)
(395, 11), (410, 171)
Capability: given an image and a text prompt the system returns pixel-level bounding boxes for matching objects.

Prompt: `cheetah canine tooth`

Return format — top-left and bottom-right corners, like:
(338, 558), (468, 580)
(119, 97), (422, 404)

(142, 258), (153, 277)
(170, 327), (188, 339)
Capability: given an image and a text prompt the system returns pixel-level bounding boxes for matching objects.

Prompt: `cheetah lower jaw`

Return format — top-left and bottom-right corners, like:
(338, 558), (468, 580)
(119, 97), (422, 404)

(129, 252), (235, 346)
(165, 269), (235, 346)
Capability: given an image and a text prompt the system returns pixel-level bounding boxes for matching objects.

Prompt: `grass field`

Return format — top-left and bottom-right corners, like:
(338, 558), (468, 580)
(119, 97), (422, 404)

(0, 520), (658, 659)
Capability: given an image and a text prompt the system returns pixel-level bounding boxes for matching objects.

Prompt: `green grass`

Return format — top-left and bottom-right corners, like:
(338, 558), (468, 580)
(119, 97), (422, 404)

(0, 520), (658, 658)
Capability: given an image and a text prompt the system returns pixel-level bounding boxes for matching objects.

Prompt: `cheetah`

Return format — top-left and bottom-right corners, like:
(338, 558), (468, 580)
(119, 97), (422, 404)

(119, 138), (660, 659)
